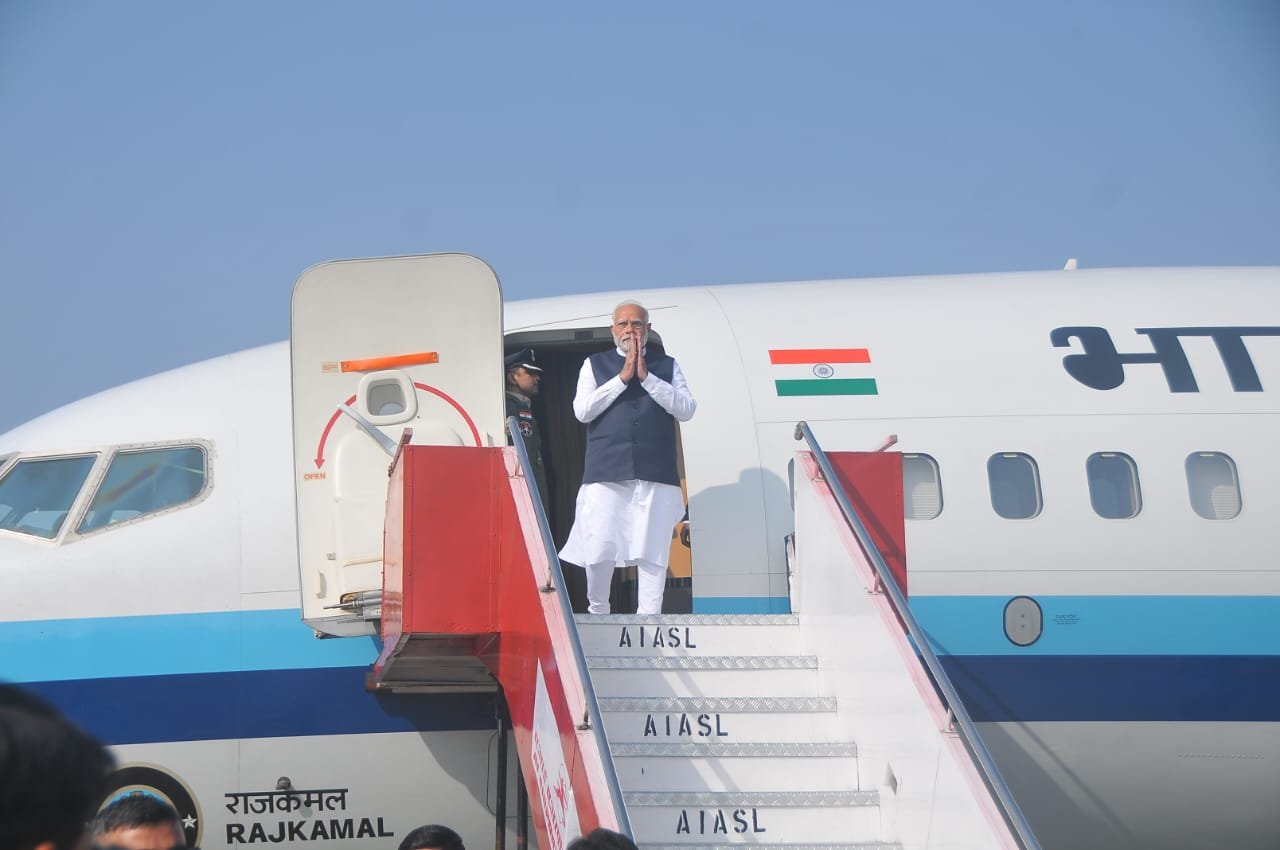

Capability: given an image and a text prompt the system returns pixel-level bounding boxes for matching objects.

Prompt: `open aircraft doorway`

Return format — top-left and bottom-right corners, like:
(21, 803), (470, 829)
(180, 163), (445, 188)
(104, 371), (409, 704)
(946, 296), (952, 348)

(503, 328), (693, 614)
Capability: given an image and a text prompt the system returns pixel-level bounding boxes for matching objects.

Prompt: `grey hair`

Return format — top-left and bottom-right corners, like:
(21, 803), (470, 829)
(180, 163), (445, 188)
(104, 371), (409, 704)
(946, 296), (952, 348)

(612, 300), (649, 323)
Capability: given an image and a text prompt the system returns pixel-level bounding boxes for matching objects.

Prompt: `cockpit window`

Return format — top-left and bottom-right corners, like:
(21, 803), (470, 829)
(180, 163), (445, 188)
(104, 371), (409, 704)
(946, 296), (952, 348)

(79, 445), (208, 533)
(0, 455), (98, 539)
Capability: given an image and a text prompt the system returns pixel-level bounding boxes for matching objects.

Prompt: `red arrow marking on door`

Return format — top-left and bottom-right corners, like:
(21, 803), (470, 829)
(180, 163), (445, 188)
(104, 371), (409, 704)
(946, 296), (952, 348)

(413, 382), (482, 447)
(313, 385), (481, 469)
(314, 394), (358, 469)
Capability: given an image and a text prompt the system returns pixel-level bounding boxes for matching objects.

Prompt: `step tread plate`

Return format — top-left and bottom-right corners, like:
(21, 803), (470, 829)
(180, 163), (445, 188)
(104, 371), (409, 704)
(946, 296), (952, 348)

(625, 790), (880, 807)
(577, 614), (800, 626)
(599, 696), (836, 712)
(613, 742), (858, 757)
(589, 655), (817, 670)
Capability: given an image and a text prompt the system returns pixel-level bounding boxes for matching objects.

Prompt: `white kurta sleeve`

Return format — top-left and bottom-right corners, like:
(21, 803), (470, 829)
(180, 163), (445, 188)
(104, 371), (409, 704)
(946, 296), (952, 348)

(639, 359), (697, 422)
(572, 358), (628, 423)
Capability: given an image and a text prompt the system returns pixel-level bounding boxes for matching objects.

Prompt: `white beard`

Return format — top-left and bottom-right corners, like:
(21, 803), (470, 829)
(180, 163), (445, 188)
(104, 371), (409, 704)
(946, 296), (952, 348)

(615, 332), (648, 353)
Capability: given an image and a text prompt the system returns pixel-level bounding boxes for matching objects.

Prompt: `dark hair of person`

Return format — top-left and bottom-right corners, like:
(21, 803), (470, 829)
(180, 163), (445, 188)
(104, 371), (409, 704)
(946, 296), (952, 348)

(0, 683), (115, 850)
(566, 827), (639, 850)
(397, 824), (465, 850)
(91, 793), (184, 840)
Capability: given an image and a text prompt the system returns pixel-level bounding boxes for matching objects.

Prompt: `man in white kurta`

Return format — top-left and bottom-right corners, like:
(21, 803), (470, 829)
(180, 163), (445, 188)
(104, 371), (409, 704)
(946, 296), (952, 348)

(558, 301), (697, 614)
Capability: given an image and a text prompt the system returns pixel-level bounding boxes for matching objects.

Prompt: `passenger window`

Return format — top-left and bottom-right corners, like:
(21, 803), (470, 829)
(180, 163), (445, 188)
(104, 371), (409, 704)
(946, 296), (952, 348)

(988, 453), (1042, 519)
(1087, 453), (1142, 519)
(79, 446), (207, 533)
(0, 455), (98, 539)
(1185, 452), (1241, 520)
(903, 454), (943, 520)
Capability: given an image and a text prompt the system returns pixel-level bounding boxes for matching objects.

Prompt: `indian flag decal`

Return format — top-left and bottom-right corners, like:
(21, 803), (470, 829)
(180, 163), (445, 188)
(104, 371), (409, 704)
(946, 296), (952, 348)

(769, 348), (878, 396)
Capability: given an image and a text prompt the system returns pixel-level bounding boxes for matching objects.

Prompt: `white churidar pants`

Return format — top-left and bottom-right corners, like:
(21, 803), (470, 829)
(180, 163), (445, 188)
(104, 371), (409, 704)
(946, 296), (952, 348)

(584, 559), (667, 615)
(559, 479), (685, 615)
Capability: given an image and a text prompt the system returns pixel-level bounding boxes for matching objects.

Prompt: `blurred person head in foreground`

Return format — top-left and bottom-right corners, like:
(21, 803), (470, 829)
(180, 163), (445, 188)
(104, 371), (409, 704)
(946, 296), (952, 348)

(566, 828), (639, 850)
(0, 683), (115, 850)
(398, 824), (465, 850)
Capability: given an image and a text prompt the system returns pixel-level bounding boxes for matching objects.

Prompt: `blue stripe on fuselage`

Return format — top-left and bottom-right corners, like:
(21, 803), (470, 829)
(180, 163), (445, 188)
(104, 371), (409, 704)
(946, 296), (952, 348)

(942, 655), (1280, 722)
(0, 609), (378, 682)
(1, 610), (498, 744)
(1, 611), (499, 742)
(22, 667), (497, 745)
(693, 596), (791, 614)
(8, 599), (1280, 729)
(909, 595), (1280, 656)
(22, 656), (1278, 736)
(912, 594), (1280, 722)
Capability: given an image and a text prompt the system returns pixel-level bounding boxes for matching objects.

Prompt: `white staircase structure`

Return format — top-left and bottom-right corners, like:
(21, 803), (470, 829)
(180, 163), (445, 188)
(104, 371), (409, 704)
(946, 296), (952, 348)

(565, 425), (1039, 850)
(365, 392), (1039, 849)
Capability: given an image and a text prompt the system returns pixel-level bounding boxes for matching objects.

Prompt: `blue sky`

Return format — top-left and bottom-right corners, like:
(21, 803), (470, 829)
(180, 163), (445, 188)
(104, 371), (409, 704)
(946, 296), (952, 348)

(2, 1), (1278, 433)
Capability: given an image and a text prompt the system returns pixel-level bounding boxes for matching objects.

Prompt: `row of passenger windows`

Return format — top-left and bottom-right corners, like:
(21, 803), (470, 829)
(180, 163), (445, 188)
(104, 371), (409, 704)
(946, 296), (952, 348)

(903, 451), (1242, 521)
(0, 445), (207, 540)
(0, 441), (1246, 538)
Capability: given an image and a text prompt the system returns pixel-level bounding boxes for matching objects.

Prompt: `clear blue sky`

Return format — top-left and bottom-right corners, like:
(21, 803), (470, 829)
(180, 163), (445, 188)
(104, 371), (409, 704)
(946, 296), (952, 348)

(2, 1), (1278, 433)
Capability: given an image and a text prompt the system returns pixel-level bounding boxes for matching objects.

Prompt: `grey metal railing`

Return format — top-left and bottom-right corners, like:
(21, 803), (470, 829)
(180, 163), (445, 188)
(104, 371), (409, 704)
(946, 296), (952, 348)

(506, 417), (633, 839)
(794, 421), (1042, 850)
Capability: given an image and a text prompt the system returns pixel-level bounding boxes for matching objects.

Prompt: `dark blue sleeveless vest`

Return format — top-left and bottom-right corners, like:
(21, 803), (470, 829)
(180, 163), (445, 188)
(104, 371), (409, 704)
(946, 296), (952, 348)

(582, 349), (680, 486)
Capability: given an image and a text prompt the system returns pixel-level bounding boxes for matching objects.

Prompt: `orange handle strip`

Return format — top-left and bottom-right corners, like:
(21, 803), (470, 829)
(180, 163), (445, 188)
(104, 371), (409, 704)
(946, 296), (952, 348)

(340, 351), (440, 372)
(769, 348), (870, 364)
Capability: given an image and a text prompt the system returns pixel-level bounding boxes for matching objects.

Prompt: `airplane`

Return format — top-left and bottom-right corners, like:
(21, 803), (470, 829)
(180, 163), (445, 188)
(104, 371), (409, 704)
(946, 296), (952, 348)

(1, 255), (1278, 850)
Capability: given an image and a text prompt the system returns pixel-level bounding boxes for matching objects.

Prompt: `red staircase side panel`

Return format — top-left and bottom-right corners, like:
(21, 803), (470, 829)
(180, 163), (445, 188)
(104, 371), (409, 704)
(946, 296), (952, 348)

(381, 448), (408, 657)
(826, 452), (908, 595)
(401, 446), (503, 635)
(382, 445), (613, 850)
(486, 449), (616, 845)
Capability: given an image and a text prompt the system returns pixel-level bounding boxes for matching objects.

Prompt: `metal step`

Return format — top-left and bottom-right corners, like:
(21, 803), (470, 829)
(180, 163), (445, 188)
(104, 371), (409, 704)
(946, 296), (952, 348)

(588, 655), (820, 698)
(611, 742), (859, 792)
(583, 617), (892, 845)
(625, 790), (883, 845)
(599, 696), (840, 744)
(576, 614), (803, 657)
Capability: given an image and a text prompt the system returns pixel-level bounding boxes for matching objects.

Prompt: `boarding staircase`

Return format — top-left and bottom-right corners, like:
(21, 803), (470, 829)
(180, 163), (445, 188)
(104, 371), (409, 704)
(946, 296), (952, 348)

(579, 612), (898, 849)
(366, 420), (1039, 850)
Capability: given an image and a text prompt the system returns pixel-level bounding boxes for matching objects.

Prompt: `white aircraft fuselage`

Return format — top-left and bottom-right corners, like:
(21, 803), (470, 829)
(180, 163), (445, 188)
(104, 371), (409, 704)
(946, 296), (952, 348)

(1, 265), (1277, 850)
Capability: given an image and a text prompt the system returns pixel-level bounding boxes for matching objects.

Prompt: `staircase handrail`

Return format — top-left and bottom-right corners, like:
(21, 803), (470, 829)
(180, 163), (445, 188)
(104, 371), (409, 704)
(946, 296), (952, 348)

(506, 417), (634, 840)
(794, 421), (1042, 850)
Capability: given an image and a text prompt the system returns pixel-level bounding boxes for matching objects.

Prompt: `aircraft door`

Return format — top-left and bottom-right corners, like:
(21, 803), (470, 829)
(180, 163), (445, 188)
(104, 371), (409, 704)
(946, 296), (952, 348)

(290, 254), (504, 636)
